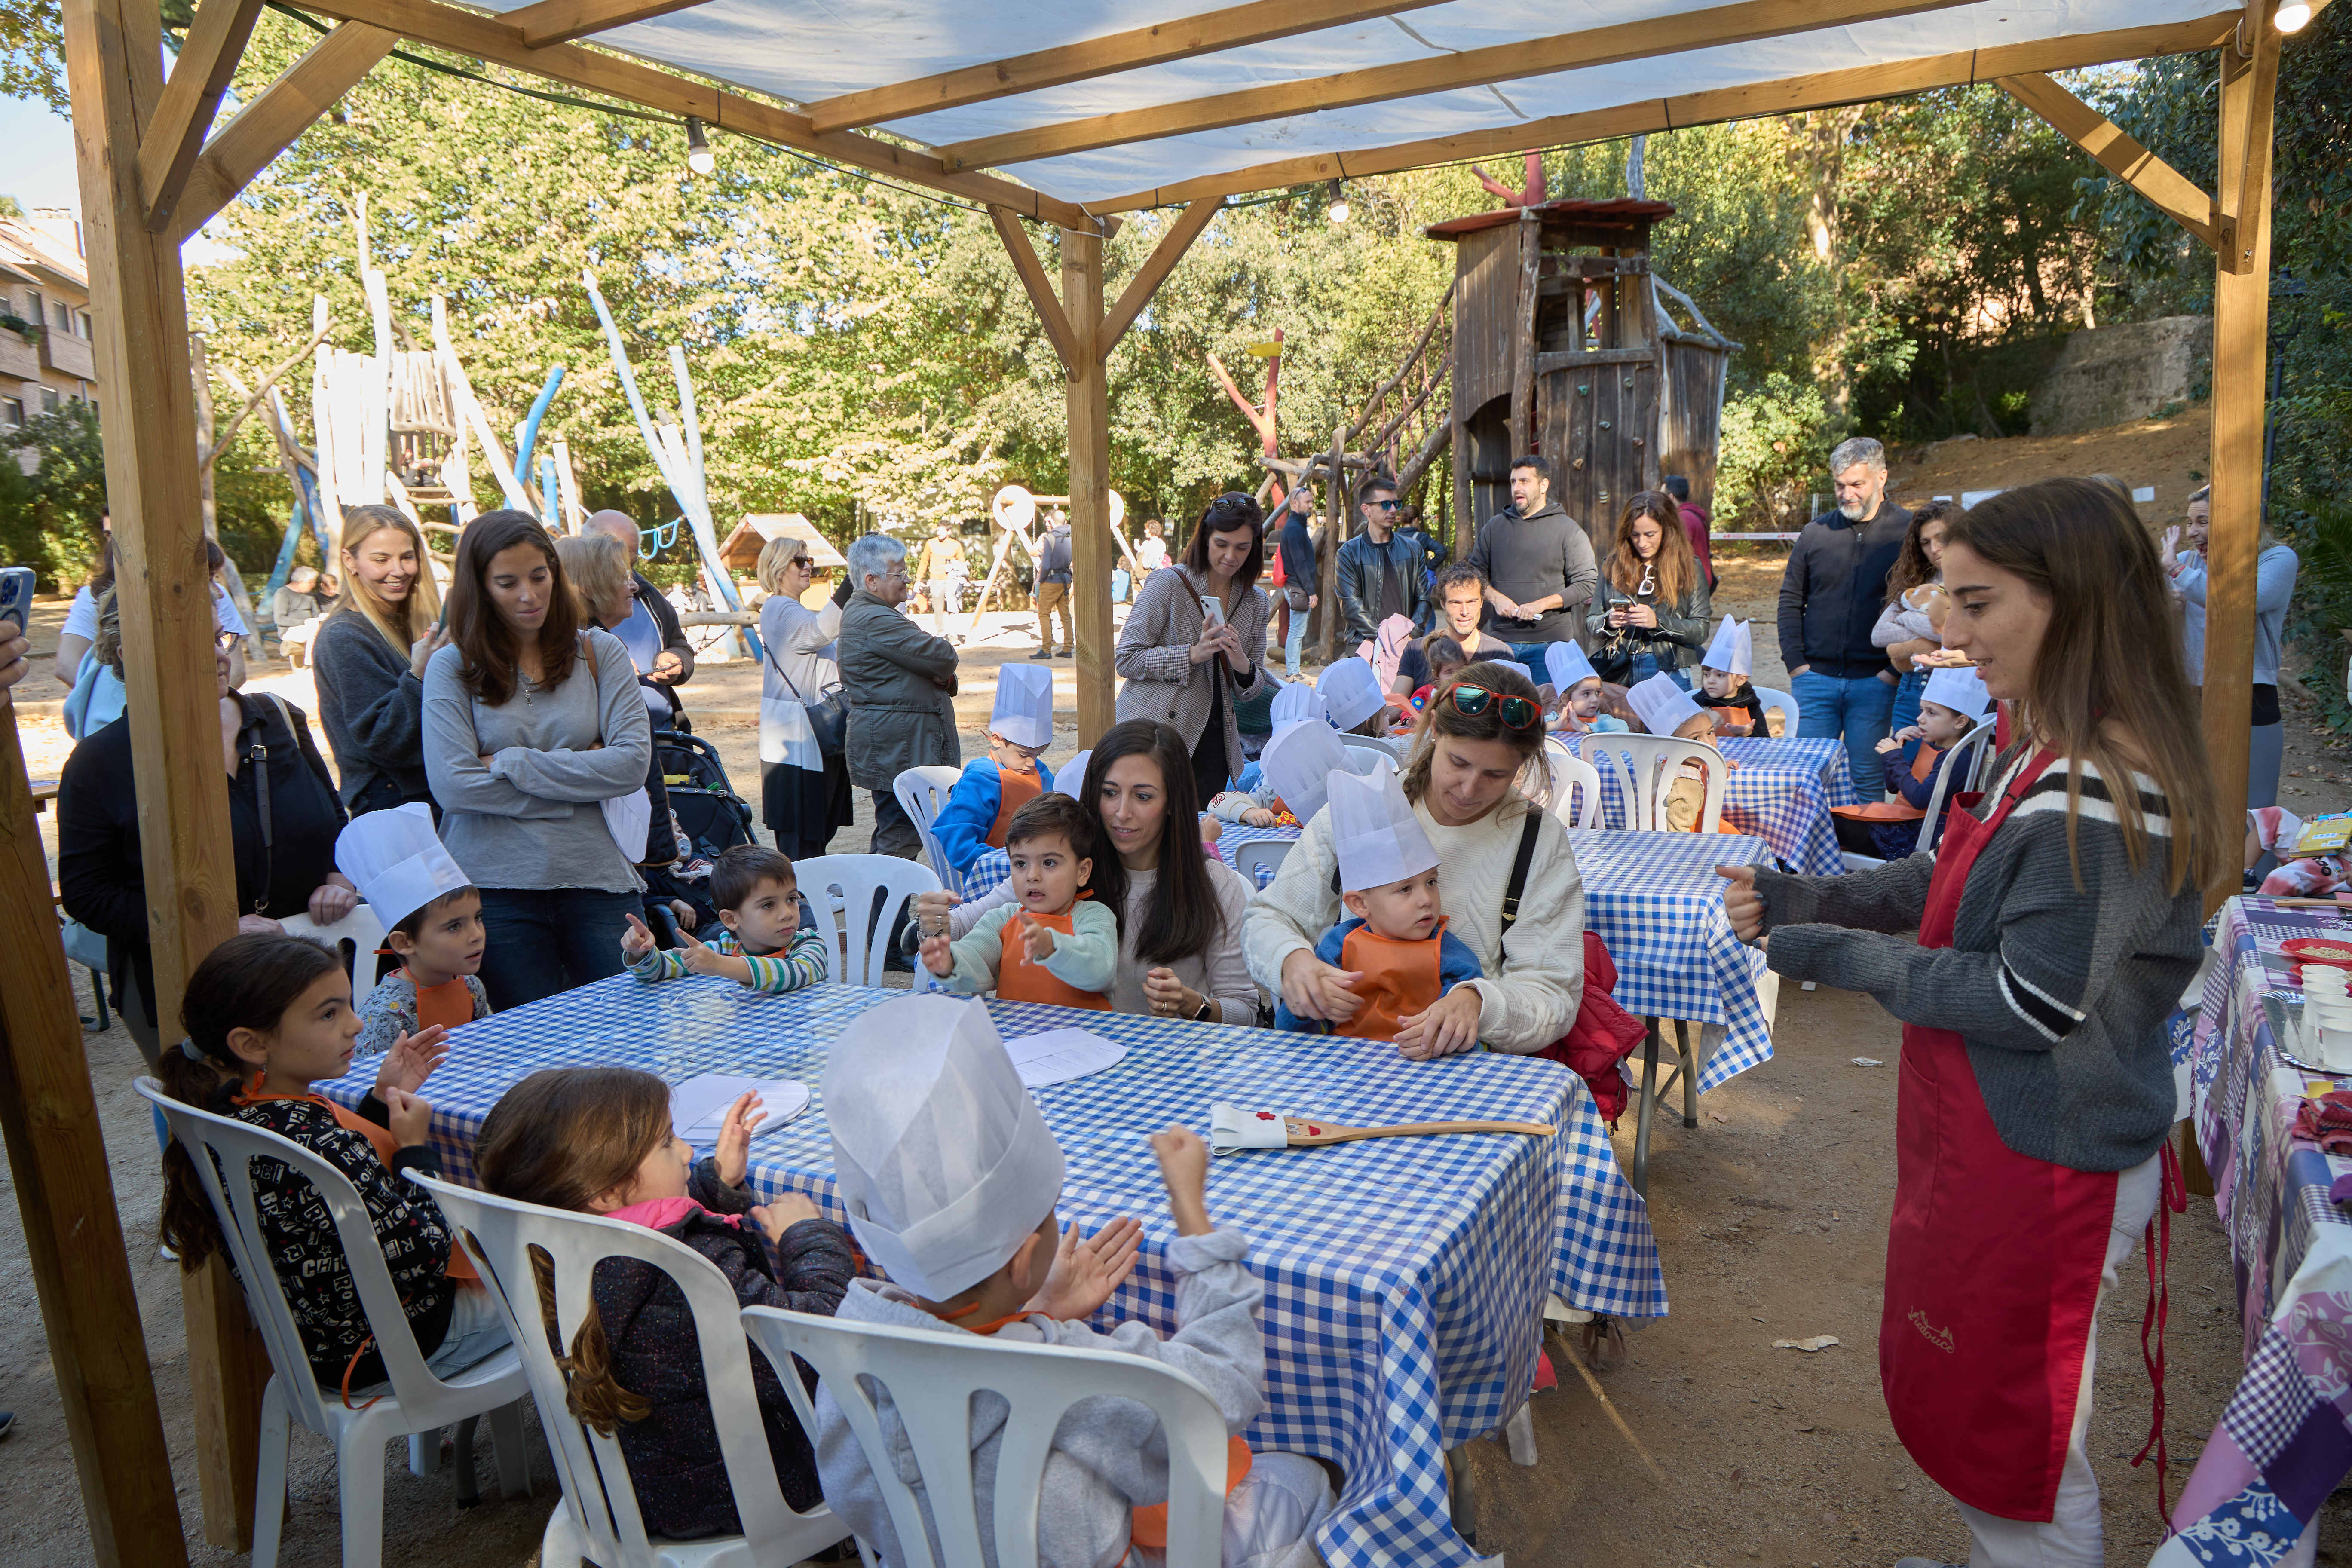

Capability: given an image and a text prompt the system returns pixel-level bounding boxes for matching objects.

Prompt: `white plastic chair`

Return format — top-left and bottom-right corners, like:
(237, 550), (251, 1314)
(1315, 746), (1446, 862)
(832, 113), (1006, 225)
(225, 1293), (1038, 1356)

(1619, 736), (1727, 833)
(742, 1306), (1232, 1568)
(1750, 685), (1799, 738)
(281, 904), (391, 989)
(1338, 732), (1402, 768)
(410, 1174), (851, 1568)
(794, 854), (943, 987)
(1578, 739), (1647, 830)
(1837, 714), (2002, 873)
(1537, 741), (1603, 830)
(894, 765), (967, 898)
(135, 1080), (531, 1568)
(1231, 836), (1294, 887)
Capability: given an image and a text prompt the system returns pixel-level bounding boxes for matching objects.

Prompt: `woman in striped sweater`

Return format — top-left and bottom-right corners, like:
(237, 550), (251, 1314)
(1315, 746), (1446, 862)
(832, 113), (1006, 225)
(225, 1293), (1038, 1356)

(1718, 478), (2229, 1568)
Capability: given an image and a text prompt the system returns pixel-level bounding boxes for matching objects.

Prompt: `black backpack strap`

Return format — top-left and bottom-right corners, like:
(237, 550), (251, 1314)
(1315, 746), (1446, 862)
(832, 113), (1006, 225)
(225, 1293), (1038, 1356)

(1495, 809), (1543, 964)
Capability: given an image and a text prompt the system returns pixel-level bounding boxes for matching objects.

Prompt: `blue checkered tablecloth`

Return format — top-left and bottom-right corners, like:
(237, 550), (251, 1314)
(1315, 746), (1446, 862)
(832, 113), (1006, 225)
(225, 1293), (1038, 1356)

(323, 980), (1661, 1568)
(1568, 827), (1779, 1092)
(1558, 733), (1856, 876)
(965, 819), (1304, 897)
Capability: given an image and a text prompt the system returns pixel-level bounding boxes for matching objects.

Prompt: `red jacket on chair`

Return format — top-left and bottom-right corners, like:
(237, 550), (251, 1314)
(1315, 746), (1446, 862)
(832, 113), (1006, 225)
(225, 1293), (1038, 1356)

(1534, 931), (1648, 1125)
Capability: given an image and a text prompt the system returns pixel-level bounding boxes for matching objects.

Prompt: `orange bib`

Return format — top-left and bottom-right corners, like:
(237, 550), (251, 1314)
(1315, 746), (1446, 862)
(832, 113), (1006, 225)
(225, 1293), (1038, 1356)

(231, 1081), (475, 1281)
(1335, 917), (1449, 1042)
(995, 909), (1110, 1011)
(985, 764), (1044, 850)
(1831, 742), (1941, 825)
(408, 972), (477, 1035)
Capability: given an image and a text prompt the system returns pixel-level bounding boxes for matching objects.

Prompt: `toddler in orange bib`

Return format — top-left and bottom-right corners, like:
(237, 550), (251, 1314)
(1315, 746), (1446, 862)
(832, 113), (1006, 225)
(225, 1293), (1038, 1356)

(921, 792), (1118, 1008)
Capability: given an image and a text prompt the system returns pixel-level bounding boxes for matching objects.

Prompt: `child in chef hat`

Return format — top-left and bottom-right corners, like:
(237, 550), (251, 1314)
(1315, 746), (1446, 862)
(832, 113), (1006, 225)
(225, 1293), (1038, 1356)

(815, 994), (1334, 1568)
(929, 662), (1060, 877)
(1691, 616), (1778, 738)
(1316, 656), (1388, 737)
(1835, 664), (1991, 859)
(1626, 672), (1733, 834)
(1273, 755), (1482, 1044)
(1544, 643), (1629, 735)
(337, 803), (492, 1056)
(1236, 716), (1370, 829)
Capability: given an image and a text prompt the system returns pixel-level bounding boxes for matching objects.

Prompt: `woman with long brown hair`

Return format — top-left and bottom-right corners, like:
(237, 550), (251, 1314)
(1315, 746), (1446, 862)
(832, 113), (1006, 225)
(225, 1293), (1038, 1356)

(1588, 490), (1711, 690)
(1247, 661), (1587, 1059)
(1872, 499), (1957, 759)
(1718, 478), (2226, 1565)
(421, 510), (652, 1009)
(1114, 491), (1272, 808)
(312, 504), (448, 816)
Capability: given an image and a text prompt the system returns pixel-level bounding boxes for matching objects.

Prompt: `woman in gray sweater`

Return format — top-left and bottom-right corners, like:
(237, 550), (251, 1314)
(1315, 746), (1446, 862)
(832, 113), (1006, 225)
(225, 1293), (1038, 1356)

(311, 505), (447, 815)
(1718, 479), (2228, 1568)
(423, 510), (652, 1010)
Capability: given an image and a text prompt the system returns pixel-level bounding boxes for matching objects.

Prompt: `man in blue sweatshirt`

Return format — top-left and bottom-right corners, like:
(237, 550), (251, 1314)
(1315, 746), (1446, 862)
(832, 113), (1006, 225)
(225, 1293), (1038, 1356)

(1777, 436), (1911, 796)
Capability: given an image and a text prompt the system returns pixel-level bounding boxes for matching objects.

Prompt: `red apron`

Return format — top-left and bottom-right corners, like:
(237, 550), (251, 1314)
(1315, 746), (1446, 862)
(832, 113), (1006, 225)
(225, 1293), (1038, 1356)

(1882, 747), (2115, 1521)
(985, 763), (1043, 850)
(995, 909), (1110, 1010)
(1336, 917), (1449, 1042)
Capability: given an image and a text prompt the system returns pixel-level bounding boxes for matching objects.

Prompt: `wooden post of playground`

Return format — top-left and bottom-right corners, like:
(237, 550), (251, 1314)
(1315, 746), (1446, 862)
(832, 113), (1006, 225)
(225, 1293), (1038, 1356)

(1062, 225), (1116, 741)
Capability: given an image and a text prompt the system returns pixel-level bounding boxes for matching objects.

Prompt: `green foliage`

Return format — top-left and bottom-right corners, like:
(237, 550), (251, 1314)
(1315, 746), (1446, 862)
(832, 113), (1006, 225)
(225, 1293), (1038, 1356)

(0, 1), (66, 115)
(1713, 373), (1831, 527)
(0, 402), (107, 589)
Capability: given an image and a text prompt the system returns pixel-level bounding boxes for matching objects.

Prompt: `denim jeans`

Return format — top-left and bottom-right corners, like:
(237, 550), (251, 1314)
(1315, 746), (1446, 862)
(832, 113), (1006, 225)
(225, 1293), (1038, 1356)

(1506, 640), (1571, 673)
(475, 886), (643, 1011)
(1625, 652), (1690, 692)
(1791, 669), (1899, 799)
(1284, 608), (1310, 678)
(1888, 668), (1928, 764)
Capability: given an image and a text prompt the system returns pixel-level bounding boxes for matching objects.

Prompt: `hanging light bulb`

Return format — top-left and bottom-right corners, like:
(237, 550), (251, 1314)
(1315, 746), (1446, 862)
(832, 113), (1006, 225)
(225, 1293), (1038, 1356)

(1327, 178), (1351, 224)
(685, 116), (716, 175)
(2274, 1), (2312, 29)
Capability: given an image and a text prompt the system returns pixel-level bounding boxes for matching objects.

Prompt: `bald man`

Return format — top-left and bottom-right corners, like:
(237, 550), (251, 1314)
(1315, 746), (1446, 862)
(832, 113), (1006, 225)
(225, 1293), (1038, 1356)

(584, 510), (696, 695)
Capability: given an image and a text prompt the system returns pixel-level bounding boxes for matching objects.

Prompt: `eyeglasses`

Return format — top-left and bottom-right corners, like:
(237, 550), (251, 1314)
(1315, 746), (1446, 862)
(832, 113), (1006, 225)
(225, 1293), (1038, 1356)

(1367, 499), (1401, 512)
(1447, 684), (1540, 730)
(213, 631), (242, 652)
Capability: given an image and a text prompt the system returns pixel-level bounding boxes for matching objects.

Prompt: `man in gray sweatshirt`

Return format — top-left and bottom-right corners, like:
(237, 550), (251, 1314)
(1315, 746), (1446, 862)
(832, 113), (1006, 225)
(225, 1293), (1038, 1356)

(1465, 454), (1598, 662)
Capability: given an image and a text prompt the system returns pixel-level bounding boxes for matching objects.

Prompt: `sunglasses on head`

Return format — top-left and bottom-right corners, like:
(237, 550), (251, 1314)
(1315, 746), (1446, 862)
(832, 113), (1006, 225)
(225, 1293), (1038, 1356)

(1447, 684), (1540, 730)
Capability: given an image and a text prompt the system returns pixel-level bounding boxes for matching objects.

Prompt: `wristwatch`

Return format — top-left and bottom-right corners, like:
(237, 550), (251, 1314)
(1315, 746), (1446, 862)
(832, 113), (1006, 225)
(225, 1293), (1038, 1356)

(1191, 997), (1215, 1022)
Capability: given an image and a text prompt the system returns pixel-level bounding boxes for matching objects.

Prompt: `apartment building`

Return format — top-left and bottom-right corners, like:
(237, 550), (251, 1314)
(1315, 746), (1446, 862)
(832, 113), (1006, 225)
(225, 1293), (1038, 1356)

(0, 208), (98, 433)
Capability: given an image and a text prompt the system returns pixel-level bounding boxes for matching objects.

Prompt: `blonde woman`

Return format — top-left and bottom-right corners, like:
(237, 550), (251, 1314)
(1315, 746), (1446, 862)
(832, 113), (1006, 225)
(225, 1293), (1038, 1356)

(312, 504), (447, 816)
(756, 535), (853, 857)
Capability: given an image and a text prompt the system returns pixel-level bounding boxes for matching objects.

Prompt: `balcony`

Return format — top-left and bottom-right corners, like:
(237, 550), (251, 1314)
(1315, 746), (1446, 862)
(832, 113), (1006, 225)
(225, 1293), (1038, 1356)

(42, 329), (95, 382)
(0, 332), (36, 382)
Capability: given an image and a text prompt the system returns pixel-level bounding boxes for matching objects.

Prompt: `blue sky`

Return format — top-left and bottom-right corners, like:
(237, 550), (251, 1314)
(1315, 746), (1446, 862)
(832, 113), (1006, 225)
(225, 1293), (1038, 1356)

(0, 95), (80, 216)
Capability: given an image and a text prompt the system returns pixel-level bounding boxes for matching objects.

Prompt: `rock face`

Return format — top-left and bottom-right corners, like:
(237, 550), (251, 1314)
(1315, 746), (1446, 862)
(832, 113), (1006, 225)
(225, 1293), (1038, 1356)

(2030, 315), (2211, 437)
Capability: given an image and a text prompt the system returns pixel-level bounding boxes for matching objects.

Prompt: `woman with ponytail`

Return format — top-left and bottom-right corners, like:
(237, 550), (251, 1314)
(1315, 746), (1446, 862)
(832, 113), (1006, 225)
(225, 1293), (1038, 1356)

(158, 933), (508, 1393)
(472, 1068), (854, 1540)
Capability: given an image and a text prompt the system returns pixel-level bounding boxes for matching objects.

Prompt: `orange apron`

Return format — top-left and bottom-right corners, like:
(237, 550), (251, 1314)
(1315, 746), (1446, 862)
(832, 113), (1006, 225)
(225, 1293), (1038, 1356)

(232, 1080), (476, 1281)
(995, 908), (1110, 1010)
(985, 764), (1044, 849)
(408, 971), (476, 1035)
(1335, 918), (1449, 1042)
(1831, 743), (1940, 825)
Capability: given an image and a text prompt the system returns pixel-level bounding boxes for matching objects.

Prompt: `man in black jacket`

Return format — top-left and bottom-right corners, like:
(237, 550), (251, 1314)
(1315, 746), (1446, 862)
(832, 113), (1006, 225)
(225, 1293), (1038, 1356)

(1776, 437), (1911, 795)
(586, 511), (697, 709)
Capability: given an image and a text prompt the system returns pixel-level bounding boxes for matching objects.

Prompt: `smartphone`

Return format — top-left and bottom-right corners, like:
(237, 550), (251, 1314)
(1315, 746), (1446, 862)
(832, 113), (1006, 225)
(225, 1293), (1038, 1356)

(1199, 594), (1225, 627)
(0, 566), (34, 640)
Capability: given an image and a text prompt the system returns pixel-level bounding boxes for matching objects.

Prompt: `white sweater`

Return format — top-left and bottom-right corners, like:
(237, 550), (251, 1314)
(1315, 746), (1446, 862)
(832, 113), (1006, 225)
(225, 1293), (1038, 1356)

(1243, 793), (1586, 1054)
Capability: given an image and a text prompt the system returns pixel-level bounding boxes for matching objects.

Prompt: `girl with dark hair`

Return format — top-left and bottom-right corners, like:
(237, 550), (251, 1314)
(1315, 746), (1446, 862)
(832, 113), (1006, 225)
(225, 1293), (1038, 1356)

(156, 933), (508, 1393)
(421, 510), (654, 1009)
(1589, 491), (1710, 689)
(1115, 491), (1271, 808)
(1247, 662), (1588, 1060)
(914, 719), (1259, 1024)
(474, 1067), (855, 1540)
(1718, 477), (2228, 1565)
(1872, 499), (1957, 757)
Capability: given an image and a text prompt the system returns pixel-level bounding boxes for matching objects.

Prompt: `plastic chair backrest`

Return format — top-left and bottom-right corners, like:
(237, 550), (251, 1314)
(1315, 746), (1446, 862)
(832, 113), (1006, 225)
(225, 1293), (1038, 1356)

(1917, 715), (2002, 851)
(134, 1078), (472, 1440)
(794, 854), (943, 987)
(279, 905), (389, 987)
(1231, 837), (1293, 886)
(410, 1174), (839, 1567)
(1750, 686), (1799, 738)
(742, 1305), (1231, 1568)
(1580, 740), (1649, 830)
(894, 766), (967, 897)
(1538, 741), (1603, 830)
(1338, 733), (1402, 768)
(1620, 736), (1726, 833)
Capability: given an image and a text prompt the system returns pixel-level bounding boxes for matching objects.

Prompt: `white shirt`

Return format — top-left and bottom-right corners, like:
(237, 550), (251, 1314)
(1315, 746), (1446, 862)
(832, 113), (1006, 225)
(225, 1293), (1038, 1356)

(63, 582), (248, 640)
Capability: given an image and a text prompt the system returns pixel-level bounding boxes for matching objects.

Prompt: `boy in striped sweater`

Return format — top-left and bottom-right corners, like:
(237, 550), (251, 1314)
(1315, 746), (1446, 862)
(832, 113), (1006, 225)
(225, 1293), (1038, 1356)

(622, 843), (829, 992)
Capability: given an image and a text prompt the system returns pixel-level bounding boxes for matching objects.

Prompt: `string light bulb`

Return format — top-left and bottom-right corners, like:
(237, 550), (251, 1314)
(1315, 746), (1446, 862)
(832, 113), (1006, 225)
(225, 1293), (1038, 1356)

(685, 116), (715, 175)
(2274, 1), (2312, 29)
(1326, 179), (1351, 224)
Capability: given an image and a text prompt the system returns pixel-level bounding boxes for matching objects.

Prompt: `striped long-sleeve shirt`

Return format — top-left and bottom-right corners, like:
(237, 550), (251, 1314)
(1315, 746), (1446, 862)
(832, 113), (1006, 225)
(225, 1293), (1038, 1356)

(629, 925), (830, 994)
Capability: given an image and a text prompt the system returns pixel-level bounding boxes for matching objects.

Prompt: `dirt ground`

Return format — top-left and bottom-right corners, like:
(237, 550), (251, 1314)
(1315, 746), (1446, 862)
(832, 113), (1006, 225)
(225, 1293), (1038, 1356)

(1885, 403), (2215, 524)
(9, 504), (2352, 1566)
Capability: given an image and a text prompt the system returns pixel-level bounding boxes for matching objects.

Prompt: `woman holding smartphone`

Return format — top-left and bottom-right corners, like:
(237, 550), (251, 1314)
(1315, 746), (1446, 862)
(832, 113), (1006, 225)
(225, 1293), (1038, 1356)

(1114, 491), (1271, 808)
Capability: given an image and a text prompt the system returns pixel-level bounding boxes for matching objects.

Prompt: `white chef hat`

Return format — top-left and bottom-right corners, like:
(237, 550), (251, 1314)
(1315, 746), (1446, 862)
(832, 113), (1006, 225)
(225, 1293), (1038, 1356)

(1545, 643), (1599, 693)
(1317, 657), (1386, 731)
(1260, 719), (1361, 823)
(1702, 616), (1753, 679)
(335, 802), (470, 931)
(1626, 671), (1705, 737)
(1269, 681), (1328, 729)
(1052, 750), (1092, 799)
(1329, 754), (1439, 894)
(1489, 661), (1534, 689)
(989, 663), (1055, 749)
(824, 994), (1066, 1300)
(1921, 665), (1993, 723)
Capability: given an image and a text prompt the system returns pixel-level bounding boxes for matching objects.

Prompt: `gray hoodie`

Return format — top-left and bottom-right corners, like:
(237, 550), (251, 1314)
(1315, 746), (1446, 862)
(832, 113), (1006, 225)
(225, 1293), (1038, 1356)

(812, 1227), (1267, 1568)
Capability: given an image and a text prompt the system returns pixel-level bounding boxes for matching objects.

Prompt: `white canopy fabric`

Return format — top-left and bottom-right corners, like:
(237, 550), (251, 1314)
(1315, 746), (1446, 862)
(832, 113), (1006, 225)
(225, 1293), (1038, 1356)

(476, 0), (2240, 209)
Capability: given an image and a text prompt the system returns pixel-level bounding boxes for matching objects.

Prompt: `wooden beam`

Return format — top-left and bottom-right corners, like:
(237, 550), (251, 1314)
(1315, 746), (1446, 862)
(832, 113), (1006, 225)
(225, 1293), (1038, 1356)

(1998, 71), (2220, 251)
(989, 207), (1082, 373)
(289, 0), (1109, 232)
(505, 0), (712, 49)
(61, 0), (254, 1557)
(137, 0), (263, 232)
(166, 20), (396, 244)
(806, 0), (1447, 134)
(1061, 227), (1116, 742)
(2201, 0), (2284, 911)
(1087, 9), (2241, 212)
(1098, 196), (1220, 358)
(933, 0), (1987, 171)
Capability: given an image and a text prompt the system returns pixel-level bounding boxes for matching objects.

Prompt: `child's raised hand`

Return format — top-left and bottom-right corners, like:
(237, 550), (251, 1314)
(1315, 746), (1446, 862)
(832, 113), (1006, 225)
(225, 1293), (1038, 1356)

(750, 1191), (822, 1243)
(374, 1025), (449, 1099)
(1874, 735), (1901, 755)
(1019, 914), (1058, 962)
(383, 1086), (433, 1149)
(1149, 1125), (1213, 1236)
(1023, 1216), (1144, 1320)
(919, 931), (955, 978)
(621, 911), (657, 960)
(676, 929), (726, 976)
(714, 1091), (766, 1187)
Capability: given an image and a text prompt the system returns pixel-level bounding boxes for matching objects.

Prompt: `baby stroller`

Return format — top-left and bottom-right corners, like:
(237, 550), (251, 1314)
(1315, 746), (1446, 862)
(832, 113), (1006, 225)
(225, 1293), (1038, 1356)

(642, 722), (760, 947)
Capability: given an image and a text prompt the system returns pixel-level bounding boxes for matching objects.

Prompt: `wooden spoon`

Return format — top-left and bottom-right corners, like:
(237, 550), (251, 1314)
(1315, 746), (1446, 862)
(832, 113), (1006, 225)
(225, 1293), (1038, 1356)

(1280, 1116), (1554, 1146)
